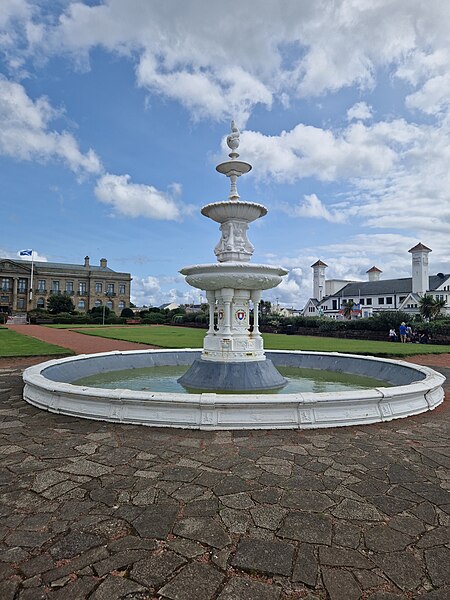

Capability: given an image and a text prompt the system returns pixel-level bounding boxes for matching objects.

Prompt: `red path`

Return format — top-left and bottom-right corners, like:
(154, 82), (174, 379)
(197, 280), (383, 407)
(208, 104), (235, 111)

(6, 324), (156, 355)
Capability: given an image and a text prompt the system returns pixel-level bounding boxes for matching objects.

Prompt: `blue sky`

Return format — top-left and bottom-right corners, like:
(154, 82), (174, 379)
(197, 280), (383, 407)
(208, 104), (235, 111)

(1, 1), (450, 308)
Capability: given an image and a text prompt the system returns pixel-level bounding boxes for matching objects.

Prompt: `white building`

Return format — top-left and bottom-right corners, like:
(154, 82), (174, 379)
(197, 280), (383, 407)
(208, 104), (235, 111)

(302, 243), (450, 319)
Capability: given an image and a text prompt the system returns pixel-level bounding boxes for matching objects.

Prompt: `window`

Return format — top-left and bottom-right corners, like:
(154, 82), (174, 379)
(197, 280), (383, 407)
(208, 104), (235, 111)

(399, 296), (406, 303)
(37, 298), (45, 309)
(78, 299), (86, 309)
(118, 301), (125, 310)
(332, 299), (338, 310)
(0, 296), (8, 303)
(1, 278), (9, 291)
(78, 282), (87, 294)
(106, 300), (113, 310)
(17, 298), (25, 309)
(378, 297), (385, 305)
(308, 306), (315, 313)
(360, 298), (365, 305)
(366, 298), (372, 306)
(386, 297), (393, 305)
(18, 279), (27, 293)
(66, 281), (73, 293)
(94, 299), (102, 307)
(38, 280), (46, 292)
(107, 283), (115, 294)
(119, 284), (126, 295)
(52, 280), (60, 292)
(95, 282), (102, 293)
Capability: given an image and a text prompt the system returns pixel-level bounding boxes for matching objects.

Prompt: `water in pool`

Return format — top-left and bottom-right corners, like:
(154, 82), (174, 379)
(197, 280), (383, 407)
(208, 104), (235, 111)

(73, 365), (391, 394)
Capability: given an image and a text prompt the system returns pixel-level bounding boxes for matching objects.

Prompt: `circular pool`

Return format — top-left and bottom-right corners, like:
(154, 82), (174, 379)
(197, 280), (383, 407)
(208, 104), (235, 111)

(23, 349), (445, 430)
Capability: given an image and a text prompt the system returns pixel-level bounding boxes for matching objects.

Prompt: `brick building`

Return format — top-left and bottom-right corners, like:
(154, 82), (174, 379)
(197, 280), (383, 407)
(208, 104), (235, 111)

(0, 256), (131, 315)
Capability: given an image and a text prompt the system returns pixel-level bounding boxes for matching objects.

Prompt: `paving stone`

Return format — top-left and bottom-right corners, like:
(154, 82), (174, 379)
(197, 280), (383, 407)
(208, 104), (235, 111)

(107, 535), (157, 552)
(353, 569), (386, 590)
(250, 487), (282, 504)
(46, 576), (98, 599)
(319, 546), (372, 568)
(173, 517), (231, 549)
(58, 459), (114, 477)
(184, 499), (218, 517)
(292, 543), (318, 586)
(372, 551), (424, 591)
(370, 494), (415, 516)
(424, 547), (450, 586)
(366, 593), (406, 600)
(161, 467), (199, 482)
(91, 575), (145, 600)
(231, 537), (294, 576)
(5, 529), (53, 548)
(388, 515), (427, 536)
(217, 577), (281, 599)
(331, 499), (383, 521)
(280, 490), (335, 511)
(322, 567), (361, 600)
(332, 521), (361, 548)
(220, 492), (255, 509)
(416, 526), (450, 548)
(0, 580), (19, 600)
(364, 524), (413, 552)
(220, 507), (251, 533)
(43, 546), (110, 583)
(158, 561), (224, 600)
(278, 511), (332, 544)
(213, 476), (256, 496)
(93, 549), (149, 577)
(167, 537), (205, 558)
(413, 587), (450, 599)
(20, 553), (54, 577)
(250, 505), (286, 530)
(130, 550), (186, 587)
(132, 503), (179, 539)
(410, 501), (437, 525)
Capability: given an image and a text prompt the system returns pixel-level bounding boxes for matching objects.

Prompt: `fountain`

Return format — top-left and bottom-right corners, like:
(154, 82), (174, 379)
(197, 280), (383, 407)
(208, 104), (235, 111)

(22, 123), (445, 429)
(178, 121), (287, 391)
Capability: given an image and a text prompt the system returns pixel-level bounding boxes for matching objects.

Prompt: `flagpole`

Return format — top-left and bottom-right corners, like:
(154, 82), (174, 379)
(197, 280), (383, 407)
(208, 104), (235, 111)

(29, 251), (34, 307)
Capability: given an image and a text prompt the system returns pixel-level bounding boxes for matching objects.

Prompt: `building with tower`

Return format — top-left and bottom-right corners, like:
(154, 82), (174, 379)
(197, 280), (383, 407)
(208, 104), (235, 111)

(302, 243), (450, 319)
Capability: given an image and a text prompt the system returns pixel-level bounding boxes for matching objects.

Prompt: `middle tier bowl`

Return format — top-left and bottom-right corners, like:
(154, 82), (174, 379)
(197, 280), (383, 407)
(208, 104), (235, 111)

(179, 262), (288, 291)
(201, 201), (267, 223)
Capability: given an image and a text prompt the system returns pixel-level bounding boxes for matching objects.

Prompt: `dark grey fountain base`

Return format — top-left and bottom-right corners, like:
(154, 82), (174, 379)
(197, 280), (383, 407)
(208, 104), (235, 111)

(178, 358), (287, 391)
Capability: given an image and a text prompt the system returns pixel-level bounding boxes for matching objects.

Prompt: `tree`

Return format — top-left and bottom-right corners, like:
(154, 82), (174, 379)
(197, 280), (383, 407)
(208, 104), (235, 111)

(120, 307), (135, 318)
(260, 300), (272, 315)
(47, 293), (74, 314)
(419, 294), (445, 320)
(342, 299), (355, 320)
(90, 306), (110, 318)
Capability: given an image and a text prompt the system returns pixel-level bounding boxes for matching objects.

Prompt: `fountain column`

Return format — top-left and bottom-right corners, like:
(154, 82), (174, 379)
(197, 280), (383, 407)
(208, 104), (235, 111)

(178, 121), (288, 391)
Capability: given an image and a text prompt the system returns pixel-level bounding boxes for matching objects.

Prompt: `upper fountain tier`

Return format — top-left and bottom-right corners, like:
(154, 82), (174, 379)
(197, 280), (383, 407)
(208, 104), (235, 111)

(202, 121), (267, 262)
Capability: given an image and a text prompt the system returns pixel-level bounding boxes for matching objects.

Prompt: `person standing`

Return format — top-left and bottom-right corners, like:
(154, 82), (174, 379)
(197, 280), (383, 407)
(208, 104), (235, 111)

(399, 322), (407, 343)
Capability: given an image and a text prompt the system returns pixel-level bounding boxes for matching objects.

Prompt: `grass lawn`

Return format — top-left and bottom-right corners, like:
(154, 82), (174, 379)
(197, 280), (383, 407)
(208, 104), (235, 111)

(0, 329), (73, 357)
(74, 325), (450, 357)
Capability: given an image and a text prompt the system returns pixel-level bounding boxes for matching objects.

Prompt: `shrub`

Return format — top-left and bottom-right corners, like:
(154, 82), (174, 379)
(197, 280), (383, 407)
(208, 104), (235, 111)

(142, 313), (167, 324)
(120, 307), (135, 318)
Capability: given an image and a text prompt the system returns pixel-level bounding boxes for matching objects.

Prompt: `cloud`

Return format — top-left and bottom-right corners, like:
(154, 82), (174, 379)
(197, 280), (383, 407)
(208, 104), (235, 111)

(347, 102), (372, 121)
(0, 76), (102, 175)
(285, 193), (346, 223)
(131, 274), (198, 307)
(94, 173), (191, 220)
(4, 1), (443, 123)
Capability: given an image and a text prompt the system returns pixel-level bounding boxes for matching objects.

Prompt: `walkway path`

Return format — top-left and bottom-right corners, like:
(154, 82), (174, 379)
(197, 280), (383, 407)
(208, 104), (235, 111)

(6, 324), (156, 355)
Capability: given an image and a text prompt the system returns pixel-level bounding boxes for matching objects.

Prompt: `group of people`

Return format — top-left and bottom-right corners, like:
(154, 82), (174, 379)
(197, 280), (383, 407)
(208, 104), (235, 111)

(389, 322), (431, 344)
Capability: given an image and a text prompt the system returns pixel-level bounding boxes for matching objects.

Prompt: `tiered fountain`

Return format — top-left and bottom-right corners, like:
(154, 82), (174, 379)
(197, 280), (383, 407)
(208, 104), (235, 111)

(22, 123), (445, 430)
(178, 122), (288, 391)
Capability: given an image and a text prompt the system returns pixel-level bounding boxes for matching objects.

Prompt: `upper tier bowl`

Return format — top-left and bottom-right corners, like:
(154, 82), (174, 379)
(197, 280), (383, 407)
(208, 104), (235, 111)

(201, 201), (267, 223)
(179, 262), (288, 291)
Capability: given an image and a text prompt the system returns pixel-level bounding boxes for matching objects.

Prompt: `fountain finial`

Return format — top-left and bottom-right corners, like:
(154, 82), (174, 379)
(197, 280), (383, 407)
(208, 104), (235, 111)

(227, 121), (240, 158)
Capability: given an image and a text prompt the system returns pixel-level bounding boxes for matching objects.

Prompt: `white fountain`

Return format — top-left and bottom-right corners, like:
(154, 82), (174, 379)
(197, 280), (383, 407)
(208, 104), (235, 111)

(178, 122), (288, 391)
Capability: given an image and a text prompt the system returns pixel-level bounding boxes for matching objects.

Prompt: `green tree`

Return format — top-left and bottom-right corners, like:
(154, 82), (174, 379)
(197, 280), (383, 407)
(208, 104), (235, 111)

(120, 307), (135, 318)
(342, 299), (355, 320)
(418, 294), (445, 320)
(260, 300), (272, 315)
(47, 293), (74, 314)
(432, 298), (446, 320)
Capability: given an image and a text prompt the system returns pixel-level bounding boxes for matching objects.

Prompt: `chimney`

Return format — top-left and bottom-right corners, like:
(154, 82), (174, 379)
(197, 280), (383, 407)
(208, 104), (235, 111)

(366, 266), (382, 282)
(84, 256), (90, 268)
(100, 258), (107, 269)
(311, 260), (328, 301)
(408, 242), (431, 295)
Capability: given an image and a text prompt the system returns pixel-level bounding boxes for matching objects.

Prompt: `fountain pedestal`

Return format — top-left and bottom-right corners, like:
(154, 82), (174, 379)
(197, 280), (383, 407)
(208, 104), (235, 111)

(178, 122), (288, 391)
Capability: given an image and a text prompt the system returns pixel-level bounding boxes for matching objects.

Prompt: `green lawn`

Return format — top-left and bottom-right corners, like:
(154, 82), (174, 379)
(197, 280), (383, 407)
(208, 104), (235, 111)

(0, 329), (73, 358)
(74, 325), (450, 357)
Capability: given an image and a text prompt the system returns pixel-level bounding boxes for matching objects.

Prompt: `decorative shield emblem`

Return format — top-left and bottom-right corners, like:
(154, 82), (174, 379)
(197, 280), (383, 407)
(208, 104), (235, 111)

(236, 310), (245, 321)
(218, 310), (224, 320)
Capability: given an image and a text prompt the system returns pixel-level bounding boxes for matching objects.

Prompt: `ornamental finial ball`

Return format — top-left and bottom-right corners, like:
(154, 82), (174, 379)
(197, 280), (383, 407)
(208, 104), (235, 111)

(227, 120), (240, 152)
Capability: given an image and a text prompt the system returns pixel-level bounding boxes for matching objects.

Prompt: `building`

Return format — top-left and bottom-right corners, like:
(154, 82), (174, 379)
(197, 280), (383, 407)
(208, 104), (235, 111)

(302, 243), (450, 319)
(0, 256), (131, 315)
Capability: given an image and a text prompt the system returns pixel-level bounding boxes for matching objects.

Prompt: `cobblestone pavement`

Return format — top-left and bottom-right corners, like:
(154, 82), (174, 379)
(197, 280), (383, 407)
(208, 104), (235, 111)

(0, 359), (448, 599)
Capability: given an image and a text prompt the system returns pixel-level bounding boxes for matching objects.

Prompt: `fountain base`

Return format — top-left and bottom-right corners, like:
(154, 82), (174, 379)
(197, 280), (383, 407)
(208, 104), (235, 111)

(177, 358), (287, 391)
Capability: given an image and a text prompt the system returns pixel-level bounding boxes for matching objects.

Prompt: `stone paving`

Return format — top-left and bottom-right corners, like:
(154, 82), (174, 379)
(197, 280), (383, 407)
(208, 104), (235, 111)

(0, 359), (449, 599)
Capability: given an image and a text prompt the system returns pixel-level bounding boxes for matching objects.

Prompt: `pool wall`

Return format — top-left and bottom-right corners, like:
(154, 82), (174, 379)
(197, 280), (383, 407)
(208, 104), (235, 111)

(23, 349), (445, 430)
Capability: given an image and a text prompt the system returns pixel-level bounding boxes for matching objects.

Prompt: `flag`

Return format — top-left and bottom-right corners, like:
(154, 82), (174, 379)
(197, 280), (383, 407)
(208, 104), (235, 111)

(19, 250), (33, 256)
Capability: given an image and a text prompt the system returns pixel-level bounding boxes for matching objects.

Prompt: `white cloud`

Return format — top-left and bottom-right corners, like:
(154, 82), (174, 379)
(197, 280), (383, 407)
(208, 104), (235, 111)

(285, 193), (346, 223)
(6, 1), (443, 122)
(0, 77), (102, 175)
(347, 102), (372, 122)
(94, 173), (191, 221)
